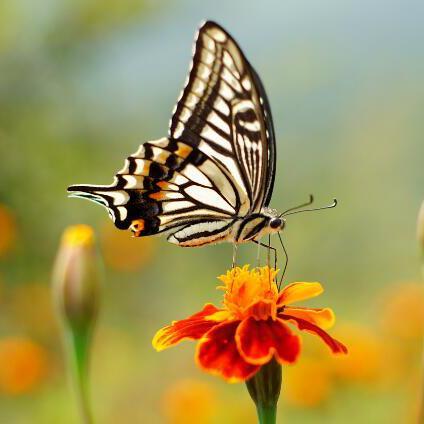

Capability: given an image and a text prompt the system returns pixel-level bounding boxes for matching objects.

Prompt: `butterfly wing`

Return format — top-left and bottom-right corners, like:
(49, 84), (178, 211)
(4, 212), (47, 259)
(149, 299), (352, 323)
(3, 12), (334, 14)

(169, 21), (276, 212)
(68, 137), (237, 240)
(68, 21), (276, 244)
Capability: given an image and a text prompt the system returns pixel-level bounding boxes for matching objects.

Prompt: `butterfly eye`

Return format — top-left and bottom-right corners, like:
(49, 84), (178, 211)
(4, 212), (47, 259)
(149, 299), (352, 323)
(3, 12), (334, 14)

(269, 218), (282, 229)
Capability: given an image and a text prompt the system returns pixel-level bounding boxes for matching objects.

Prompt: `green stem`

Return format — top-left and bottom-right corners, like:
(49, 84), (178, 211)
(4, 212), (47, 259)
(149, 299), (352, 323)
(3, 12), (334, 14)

(245, 359), (282, 424)
(256, 404), (277, 424)
(66, 327), (93, 424)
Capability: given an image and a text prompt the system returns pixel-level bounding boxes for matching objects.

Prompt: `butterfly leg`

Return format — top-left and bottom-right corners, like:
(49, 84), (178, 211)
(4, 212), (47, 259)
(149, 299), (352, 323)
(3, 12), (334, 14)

(232, 243), (238, 269)
(277, 232), (288, 290)
(256, 239), (262, 267)
(252, 240), (277, 271)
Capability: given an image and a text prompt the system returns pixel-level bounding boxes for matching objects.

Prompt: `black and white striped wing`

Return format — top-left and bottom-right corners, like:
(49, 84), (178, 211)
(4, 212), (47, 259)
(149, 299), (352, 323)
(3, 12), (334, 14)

(68, 136), (238, 245)
(170, 21), (276, 213)
(67, 21), (276, 246)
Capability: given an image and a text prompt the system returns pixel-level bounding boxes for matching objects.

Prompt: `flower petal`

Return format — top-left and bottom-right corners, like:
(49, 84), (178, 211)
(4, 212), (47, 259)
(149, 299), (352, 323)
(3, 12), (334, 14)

(153, 304), (226, 351)
(196, 321), (259, 382)
(277, 282), (323, 306)
(280, 314), (348, 354)
(236, 317), (301, 365)
(245, 299), (276, 321)
(283, 307), (335, 329)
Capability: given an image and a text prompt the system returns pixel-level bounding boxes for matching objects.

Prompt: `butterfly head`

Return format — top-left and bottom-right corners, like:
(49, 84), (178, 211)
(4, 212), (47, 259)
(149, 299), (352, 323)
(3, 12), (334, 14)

(269, 217), (285, 232)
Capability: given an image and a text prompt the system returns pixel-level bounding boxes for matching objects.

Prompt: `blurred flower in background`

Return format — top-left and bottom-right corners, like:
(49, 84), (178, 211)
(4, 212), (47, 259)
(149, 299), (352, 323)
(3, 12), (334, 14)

(162, 379), (217, 424)
(284, 356), (333, 407)
(283, 322), (388, 408)
(379, 282), (424, 344)
(0, 204), (16, 258)
(101, 222), (157, 272)
(332, 322), (385, 384)
(0, 337), (48, 395)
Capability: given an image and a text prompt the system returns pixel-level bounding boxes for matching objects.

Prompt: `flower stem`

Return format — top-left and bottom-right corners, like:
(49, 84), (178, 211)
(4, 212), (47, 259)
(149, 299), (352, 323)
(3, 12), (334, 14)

(256, 404), (277, 424)
(245, 359), (282, 424)
(66, 327), (93, 424)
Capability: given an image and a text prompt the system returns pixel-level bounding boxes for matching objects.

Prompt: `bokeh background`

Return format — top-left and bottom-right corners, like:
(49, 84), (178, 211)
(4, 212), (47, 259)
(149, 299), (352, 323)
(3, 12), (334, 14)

(1, 0), (423, 422)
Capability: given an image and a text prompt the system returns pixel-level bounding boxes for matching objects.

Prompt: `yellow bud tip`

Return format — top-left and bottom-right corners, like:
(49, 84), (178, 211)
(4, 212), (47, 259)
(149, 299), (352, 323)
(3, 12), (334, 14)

(62, 225), (94, 247)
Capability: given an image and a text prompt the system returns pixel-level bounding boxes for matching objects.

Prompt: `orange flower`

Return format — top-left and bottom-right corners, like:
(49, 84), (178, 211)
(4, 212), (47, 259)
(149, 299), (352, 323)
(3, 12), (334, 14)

(153, 266), (347, 382)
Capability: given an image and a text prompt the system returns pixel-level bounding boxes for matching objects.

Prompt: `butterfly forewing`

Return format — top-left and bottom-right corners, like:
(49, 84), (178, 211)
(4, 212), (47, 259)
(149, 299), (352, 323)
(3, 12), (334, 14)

(169, 21), (276, 213)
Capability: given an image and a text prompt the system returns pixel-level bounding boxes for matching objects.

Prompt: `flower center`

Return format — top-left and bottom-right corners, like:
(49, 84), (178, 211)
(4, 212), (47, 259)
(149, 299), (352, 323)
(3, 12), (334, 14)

(218, 266), (279, 320)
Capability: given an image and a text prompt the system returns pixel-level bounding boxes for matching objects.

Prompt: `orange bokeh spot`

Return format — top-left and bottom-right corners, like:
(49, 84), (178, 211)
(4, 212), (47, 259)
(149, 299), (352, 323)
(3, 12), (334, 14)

(379, 282), (424, 340)
(101, 222), (156, 272)
(0, 338), (48, 395)
(0, 204), (17, 257)
(284, 357), (332, 407)
(332, 323), (384, 383)
(162, 379), (216, 424)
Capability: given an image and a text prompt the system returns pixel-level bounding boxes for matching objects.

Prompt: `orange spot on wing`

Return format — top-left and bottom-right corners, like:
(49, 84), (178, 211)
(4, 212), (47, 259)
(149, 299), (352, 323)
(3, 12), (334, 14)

(176, 143), (193, 158)
(157, 181), (169, 190)
(156, 151), (170, 164)
(131, 219), (145, 236)
(149, 191), (165, 200)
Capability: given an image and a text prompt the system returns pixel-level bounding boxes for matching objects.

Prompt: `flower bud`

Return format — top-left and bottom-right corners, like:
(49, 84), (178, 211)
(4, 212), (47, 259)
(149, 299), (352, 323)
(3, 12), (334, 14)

(53, 225), (100, 332)
(52, 225), (101, 424)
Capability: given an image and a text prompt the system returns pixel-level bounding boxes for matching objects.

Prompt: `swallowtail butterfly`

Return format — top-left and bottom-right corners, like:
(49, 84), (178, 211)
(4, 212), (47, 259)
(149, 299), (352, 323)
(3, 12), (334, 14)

(69, 21), (326, 248)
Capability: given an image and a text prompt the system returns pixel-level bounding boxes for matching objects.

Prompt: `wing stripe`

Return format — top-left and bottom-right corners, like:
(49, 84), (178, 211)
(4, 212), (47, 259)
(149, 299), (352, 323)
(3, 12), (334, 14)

(167, 219), (234, 246)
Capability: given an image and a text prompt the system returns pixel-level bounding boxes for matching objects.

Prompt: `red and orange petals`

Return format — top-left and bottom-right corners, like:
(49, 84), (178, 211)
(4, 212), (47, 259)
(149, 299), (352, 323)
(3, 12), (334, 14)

(153, 304), (224, 351)
(236, 317), (301, 365)
(283, 306), (335, 330)
(245, 299), (276, 321)
(196, 321), (259, 383)
(281, 314), (348, 355)
(277, 282), (323, 306)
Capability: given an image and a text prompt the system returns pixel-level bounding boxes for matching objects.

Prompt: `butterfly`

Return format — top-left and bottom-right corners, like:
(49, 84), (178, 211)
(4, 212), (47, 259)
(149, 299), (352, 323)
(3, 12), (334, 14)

(68, 21), (334, 249)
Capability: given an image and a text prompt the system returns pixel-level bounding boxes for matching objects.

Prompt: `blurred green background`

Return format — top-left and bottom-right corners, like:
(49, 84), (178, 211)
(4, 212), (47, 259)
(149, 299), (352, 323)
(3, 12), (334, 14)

(0, 0), (423, 422)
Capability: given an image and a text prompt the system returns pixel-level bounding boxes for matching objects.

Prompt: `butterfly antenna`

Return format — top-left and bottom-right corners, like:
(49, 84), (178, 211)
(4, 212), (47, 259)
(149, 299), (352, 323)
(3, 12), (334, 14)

(279, 194), (314, 217)
(277, 232), (288, 290)
(281, 198), (337, 217)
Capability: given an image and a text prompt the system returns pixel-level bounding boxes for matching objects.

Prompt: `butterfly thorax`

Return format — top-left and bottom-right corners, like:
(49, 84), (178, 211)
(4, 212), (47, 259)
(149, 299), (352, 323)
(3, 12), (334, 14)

(232, 208), (285, 243)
